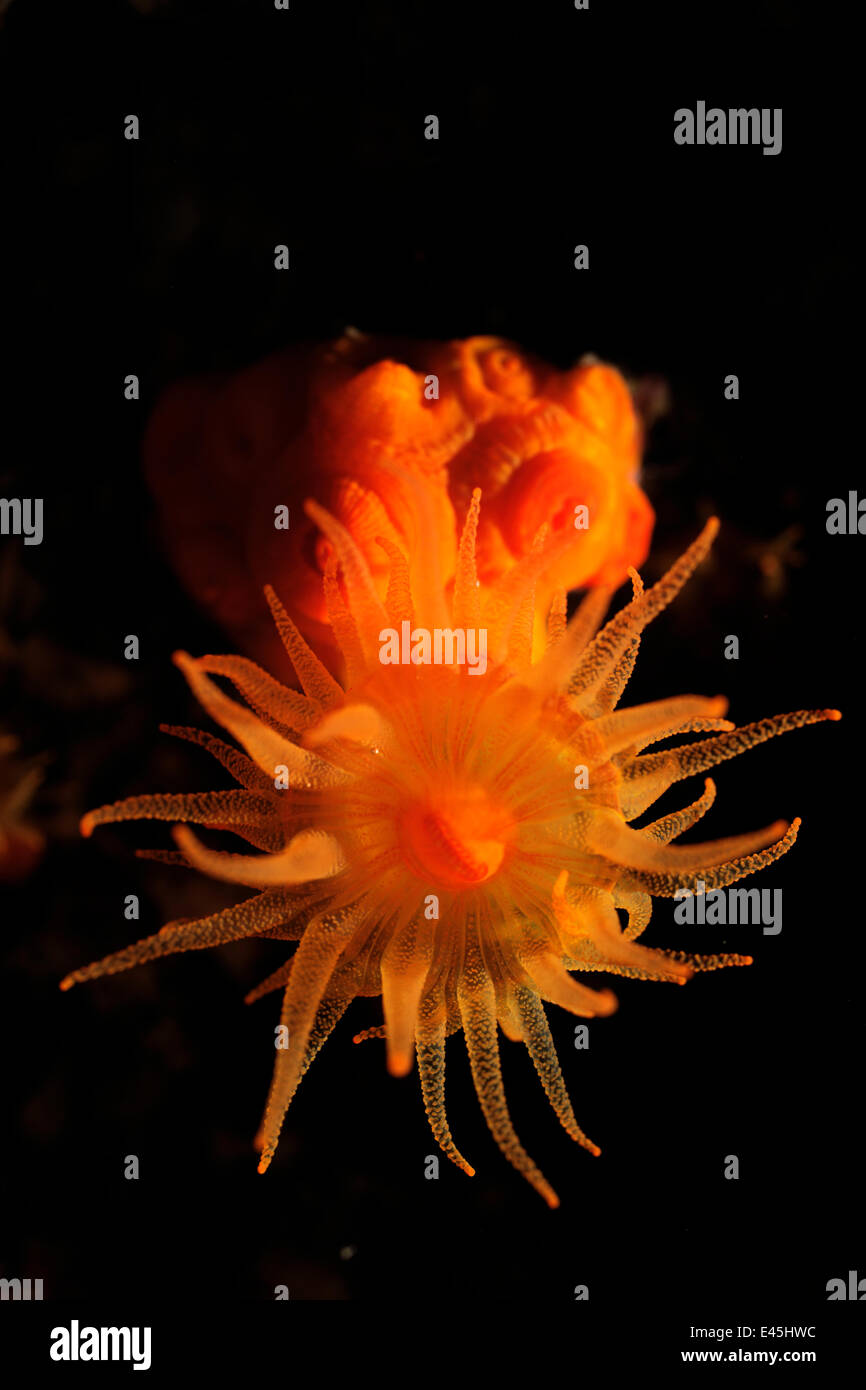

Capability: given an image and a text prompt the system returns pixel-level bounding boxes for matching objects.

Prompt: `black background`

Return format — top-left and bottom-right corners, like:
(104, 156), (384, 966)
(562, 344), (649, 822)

(0, 0), (861, 1344)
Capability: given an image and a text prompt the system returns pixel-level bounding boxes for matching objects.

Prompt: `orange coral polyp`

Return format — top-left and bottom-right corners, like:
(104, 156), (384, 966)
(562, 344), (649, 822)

(63, 489), (839, 1207)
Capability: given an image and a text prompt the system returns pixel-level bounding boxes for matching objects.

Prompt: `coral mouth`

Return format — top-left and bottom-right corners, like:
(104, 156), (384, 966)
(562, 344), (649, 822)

(399, 786), (512, 888)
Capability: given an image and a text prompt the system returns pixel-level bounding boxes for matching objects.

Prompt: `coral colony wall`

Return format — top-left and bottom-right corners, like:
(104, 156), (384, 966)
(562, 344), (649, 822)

(1, 0), (861, 1368)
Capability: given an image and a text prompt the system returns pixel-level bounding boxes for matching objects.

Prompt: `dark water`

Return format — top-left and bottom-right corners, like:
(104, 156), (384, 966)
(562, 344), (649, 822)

(0, 0), (859, 1353)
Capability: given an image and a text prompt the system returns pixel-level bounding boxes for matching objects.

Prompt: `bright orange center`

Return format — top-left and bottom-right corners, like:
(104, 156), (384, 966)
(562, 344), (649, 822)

(399, 786), (513, 889)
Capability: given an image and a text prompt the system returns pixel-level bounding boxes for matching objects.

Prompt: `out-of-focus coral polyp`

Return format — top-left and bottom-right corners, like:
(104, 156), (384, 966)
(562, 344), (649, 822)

(144, 333), (653, 674)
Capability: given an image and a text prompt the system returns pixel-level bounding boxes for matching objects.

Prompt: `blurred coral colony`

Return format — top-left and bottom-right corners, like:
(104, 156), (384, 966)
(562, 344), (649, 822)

(144, 333), (654, 676)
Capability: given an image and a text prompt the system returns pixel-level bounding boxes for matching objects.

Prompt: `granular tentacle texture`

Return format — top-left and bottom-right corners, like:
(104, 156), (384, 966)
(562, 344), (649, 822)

(257, 901), (367, 1172)
(66, 493), (838, 1203)
(60, 888), (309, 989)
(458, 933), (560, 1208)
(512, 986), (600, 1154)
(416, 998), (476, 1178)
